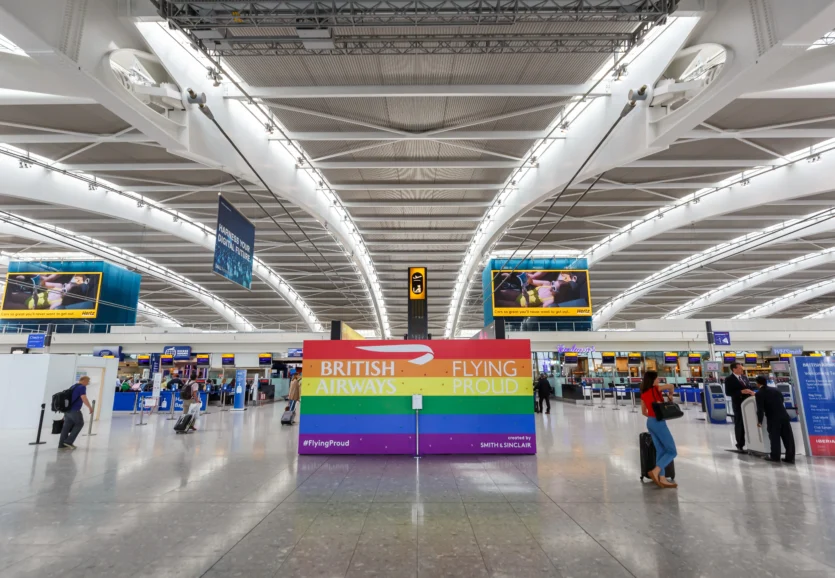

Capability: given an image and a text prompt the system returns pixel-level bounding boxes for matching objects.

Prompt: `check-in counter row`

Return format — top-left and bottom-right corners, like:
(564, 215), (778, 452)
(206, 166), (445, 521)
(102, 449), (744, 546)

(112, 391), (209, 412)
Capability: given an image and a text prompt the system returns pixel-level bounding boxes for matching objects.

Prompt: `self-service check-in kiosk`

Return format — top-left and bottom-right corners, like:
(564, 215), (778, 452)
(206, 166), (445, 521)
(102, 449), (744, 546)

(702, 361), (727, 424)
(771, 360), (798, 422)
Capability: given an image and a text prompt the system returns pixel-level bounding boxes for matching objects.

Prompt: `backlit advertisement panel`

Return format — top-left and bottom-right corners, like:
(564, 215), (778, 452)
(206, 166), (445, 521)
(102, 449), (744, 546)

(0, 271), (102, 319)
(491, 269), (591, 317)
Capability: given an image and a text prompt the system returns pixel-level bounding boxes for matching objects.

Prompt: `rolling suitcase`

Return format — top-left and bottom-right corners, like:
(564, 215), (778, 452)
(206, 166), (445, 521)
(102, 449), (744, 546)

(639, 432), (675, 481)
(174, 413), (194, 433)
(281, 407), (296, 425)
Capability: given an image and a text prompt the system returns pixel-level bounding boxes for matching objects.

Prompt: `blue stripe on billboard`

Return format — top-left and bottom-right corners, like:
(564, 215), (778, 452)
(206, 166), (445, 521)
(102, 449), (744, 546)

(213, 195), (255, 290)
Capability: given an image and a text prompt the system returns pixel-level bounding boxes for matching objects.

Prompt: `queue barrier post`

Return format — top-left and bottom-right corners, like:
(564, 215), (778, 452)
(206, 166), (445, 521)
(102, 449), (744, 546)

(131, 391), (140, 415)
(167, 391), (177, 420)
(83, 400), (97, 437)
(136, 397), (149, 426)
(29, 403), (47, 445)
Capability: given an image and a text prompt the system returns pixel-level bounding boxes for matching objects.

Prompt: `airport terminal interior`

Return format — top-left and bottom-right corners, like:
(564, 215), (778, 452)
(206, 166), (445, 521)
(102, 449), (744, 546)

(1, 0), (835, 576)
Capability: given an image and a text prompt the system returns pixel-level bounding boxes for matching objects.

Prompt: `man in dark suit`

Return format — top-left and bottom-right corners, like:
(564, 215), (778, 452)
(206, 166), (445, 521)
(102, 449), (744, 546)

(724, 362), (756, 451)
(755, 375), (795, 463)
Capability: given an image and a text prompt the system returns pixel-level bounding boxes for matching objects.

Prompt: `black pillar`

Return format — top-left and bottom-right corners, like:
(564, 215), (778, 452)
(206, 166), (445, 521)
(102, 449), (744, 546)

(407, 267), (428, 340)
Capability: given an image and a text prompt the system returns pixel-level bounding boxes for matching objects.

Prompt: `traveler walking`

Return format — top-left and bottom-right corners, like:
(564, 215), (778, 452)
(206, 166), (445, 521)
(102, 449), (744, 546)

(536, 373), (551, 414)
(180, 377), (200, 431)
(754, 375), (795, 463)
(640, 371), (678, 489)
(288, 372), (301, 412)
(725, 363), (756, 451)
(58, 376), (94, 450)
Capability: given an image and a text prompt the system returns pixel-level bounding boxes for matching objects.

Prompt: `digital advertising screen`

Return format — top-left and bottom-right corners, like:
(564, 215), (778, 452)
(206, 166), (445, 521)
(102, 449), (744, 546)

(221, 353), (235, 366)
(213, 195), (255, 290)
(196, 354), (210, 366)
(137, 355), (150, 367)
(491, 269), (591, 317)
(160, 354), (174, 366)
(664, 352), (678, 364)
(259, 353), (273, 366)
(688, 353), (702, 365)
(0, 271), (102, 319)
(601, 352), (615, 365)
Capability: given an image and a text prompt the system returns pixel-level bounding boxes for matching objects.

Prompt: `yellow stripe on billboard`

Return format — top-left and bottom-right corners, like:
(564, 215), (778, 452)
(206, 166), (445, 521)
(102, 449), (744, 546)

(302, 377), (533, 397)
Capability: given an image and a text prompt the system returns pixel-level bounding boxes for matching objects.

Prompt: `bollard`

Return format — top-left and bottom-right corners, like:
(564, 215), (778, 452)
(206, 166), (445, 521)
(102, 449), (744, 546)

(29, 403), (47, 445)
(167, 391), (177, 421)
(136, 397), (148, 426)
(83, 400), (97, 436)
(131, 391), (140, 415)
(630, 390), (638, 413)
(221, 390), (229, 412)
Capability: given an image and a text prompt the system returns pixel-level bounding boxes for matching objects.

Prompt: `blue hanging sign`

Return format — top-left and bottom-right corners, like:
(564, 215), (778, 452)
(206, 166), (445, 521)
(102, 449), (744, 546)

(713, 331), (731, 345)
(26, 333), (46, 349)
(213, 195), (255, 290)
(163, 345), (192, 360)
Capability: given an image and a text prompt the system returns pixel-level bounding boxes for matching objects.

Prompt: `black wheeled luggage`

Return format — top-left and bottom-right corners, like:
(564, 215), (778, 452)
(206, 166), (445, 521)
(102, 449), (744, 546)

(639, 432), (675, 481)
(174, 413), (194, 433)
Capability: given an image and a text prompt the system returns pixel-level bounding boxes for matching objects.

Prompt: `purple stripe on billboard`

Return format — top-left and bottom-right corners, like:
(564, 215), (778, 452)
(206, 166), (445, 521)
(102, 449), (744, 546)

(420, 433), (536, 454)
(299, 434), (415, 455)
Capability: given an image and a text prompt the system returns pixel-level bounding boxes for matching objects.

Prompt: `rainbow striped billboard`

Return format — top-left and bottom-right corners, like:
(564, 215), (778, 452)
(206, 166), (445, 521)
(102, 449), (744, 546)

(299, 339), (535, 455)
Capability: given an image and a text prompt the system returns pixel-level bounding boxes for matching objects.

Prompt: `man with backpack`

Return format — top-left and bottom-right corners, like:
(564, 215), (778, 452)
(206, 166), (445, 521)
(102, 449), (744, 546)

(58, 375), (94, 450)
(180, 378), (200, 432)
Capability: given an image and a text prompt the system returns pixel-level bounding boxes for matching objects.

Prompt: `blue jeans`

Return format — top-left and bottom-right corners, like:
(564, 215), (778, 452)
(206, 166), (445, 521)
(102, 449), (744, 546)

(646, 417), (677, 477)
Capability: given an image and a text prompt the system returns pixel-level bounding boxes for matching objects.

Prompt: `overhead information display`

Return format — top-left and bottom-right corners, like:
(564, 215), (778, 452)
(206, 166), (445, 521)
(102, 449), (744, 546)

(491, 269), (591, 317)
(0, 271), (102, 319)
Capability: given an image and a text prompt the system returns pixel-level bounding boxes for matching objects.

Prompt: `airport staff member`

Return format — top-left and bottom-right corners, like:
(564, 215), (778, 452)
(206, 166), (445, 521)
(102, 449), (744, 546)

(725, 363), (756, 451)
(754, 375), (795, 464)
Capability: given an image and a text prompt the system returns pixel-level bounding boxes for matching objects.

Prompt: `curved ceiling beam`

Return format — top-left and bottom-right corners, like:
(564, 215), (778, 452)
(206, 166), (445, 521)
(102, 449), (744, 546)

(133, 23), (387, 336)
(665, 248), (835, 319)
(581, 140), (835, 268)
(445, 3), (835, 336)
(0, 9), (328, 333)
(592, 207), (835, 328)
(734, 278), (835, 319)
(0, 149), (322, 332)
(137, 302), (183, 328)
(806, 305), (835, 319)
(0, 211), (254, 331)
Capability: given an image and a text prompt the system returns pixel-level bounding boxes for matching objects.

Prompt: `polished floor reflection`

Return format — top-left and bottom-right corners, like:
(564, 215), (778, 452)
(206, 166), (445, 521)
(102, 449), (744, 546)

(1, 400), (834, 577)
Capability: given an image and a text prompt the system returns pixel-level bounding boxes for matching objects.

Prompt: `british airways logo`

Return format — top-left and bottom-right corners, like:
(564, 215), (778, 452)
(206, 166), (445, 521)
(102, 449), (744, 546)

(357, 344), (434, 365)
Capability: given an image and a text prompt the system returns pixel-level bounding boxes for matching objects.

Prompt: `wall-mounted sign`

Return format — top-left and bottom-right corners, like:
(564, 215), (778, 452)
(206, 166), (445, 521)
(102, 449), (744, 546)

(688, 353), (702, 365)
(163, 345), (192, 360)
(259, 353), (273, 366)
(772, 346), (803, 355)
(409, 267), (426, 300)
(93, 345), (122, 358)
(221, 353), (235, 366)
(557, 344), (595, 354)
(195, 354), (210, 366)
(664, 352), (678, 364)
(160, 354), (174, 366)
(601, 352), (615, 365)
(137, 354), (150, 367)
(26, 334), (46, 349)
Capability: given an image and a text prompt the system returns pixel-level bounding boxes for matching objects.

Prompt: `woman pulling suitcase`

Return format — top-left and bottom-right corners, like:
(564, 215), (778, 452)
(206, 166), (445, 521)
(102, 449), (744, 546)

(640, 371), (678, 489)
